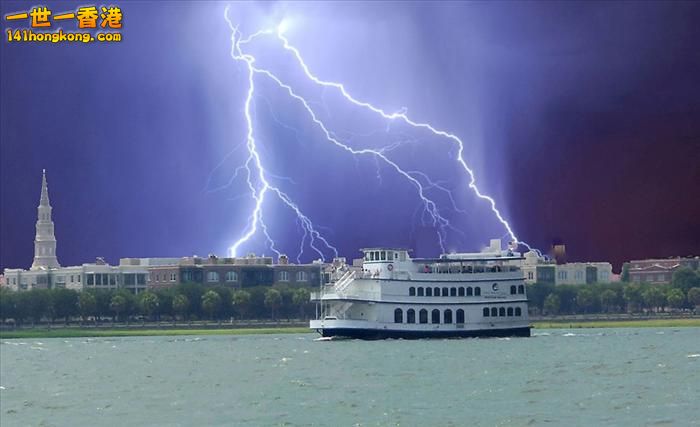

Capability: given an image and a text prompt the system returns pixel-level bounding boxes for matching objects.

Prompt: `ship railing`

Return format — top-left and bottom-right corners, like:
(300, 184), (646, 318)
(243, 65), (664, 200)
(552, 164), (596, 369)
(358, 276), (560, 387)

(333, 270), (356, 293)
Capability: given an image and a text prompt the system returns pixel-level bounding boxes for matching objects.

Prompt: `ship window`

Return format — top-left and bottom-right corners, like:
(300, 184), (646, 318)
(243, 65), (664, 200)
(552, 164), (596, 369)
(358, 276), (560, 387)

(417, 287), (424, 296)
(466, 287), (473, 296)
(507, 307), (514, 316)
(491, 307), (498, 317)
(450, 287), (456, 296)
(518, 285), (525, 294)
(380, 251), (386, 261)
(419, 309), (428, 324)
(456, 309), (465, 323)
(407, 309), (416, 323)
(483, 307), (490, 317)
(409, 287), (416, 296)
(394, 308), (403, 323)
(515, 307), (522, 316)
(458, 287), (465, 296)
(426, 287), (433, 297)
(499, 307), (506, 317)
(434, 287), (440, 296)
(510, 285), (517, 295)
(475, 287), (481, 296)
(444, 309), (453, 324)
(387, 251), (393, 261)
(370, 252), (375, 261)
(431, 309), (440, 324)
(442, 287), (449, 296)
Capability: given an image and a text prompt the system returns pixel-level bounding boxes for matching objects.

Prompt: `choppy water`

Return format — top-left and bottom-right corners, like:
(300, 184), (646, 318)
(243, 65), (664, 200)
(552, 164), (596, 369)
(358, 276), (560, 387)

(1, 328), (699, 426)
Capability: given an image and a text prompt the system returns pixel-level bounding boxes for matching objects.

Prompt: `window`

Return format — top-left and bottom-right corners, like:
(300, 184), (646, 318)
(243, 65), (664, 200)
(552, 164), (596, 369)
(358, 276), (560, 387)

(434, 287), (440, 296)
(370, 252), (375, 261)
(442, 287), (449, 296)
(456, 309), (465, 323)
(387, 252), (393, 261)
(499, 307), (506, 317)
(474, 287), (481, 296)
(431, 309), (440, 324)
(380, 251), (386, 261)
(458, 287), (465, 296)
(407, 309), (416, 323)
(558, 271), (568, 280)
(444, 309), (453, 324)
(417, 287), (424, 296)
(207, 271), (219, 282)
(510, 285), (517, 295)
(450, 287), (457, 297)
(426, 287), (433, 297)
(409, 287), (416, 296)
(110, 275), (117, 285)
(296, 271), (308, 282)
(466, 287), (473, 296)
(419, 309), (428, 324)
(518, 285), (525, 294)
(515, 307), (522, 316)
(507, 307), (514, 316)
(528, 272), (534, 280)
(170, 273), (177, 282)
(491, 307), (498, 317)
(279, 271), (289, 282)
(483, 307), (490, 317)
(394, 308), (403, 323)
(226, 271), (238, 282)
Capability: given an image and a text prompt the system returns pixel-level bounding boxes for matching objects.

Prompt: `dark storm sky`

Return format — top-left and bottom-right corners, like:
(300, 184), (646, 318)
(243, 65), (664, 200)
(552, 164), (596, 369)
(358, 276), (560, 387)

(1, 1), (699, 272)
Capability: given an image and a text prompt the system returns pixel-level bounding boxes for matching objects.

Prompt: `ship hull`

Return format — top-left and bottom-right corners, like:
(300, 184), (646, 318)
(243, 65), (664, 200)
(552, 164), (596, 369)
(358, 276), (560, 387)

(317, 326), (531, 340)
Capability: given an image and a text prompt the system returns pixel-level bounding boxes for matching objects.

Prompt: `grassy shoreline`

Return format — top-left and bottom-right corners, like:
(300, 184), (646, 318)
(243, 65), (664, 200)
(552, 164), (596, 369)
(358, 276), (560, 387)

(1, 318), (698, 339)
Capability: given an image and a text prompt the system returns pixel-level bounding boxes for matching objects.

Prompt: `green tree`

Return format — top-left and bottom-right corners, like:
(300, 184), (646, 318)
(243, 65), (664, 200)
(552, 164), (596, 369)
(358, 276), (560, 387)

(51, 289), (79, 323)
(544, 294), (560, 315)
(671, 268), (700, 294)
(642, 287), (666, 312)
(264, 288), (282, 320)
(109, 294), (127, 321)
(576, 288), (597, 314)
(78, 291), (97, 322)
(526, 282), (555, 314)
(688, 287), (700, 308)
(138, 291), (159, 319)
(0, 288), (17, 322)
(172, 294), (189, 320)
(28, 289), (53, 324)
(600, 289), (618, 313)
(201, 290), (222, 320)
(232, 290), (251, 319)
(623, 283), (644, 312)
(620, 263), (630, 282)
(292, 288), (311, 319)
(92, 289), (113, 321)
(666, 288), (685, 310)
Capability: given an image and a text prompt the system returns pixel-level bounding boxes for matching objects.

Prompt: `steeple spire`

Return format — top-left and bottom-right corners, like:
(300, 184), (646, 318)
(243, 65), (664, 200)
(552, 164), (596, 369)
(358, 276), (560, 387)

(31, 169), (60, 270)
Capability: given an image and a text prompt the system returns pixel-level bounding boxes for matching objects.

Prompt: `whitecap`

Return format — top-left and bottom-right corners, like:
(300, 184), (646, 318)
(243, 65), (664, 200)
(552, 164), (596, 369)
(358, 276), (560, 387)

(563, 333), (576, 337)
(687, 354), (700, 358)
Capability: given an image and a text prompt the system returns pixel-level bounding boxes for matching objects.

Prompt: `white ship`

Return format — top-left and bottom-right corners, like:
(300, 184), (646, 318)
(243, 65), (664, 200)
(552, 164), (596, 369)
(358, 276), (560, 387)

(310, 240), (530, 339)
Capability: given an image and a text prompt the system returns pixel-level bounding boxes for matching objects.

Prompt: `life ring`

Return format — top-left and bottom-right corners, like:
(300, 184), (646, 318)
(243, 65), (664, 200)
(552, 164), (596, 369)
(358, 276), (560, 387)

(387, 264), (394, 271)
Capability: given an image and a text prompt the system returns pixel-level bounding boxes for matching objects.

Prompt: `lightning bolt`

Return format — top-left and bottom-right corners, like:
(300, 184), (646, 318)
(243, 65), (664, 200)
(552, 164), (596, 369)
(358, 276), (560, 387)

(224, 6), (538, 260)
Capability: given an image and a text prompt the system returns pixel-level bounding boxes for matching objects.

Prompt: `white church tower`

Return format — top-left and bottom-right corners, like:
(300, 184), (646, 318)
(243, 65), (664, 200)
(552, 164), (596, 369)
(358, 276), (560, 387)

(31, 169), (60, 270)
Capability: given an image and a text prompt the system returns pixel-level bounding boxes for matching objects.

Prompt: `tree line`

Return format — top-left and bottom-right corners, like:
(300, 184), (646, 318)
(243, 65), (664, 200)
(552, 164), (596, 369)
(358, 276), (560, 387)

(0, 283), (315, 325)
(528, 267), (700, 315)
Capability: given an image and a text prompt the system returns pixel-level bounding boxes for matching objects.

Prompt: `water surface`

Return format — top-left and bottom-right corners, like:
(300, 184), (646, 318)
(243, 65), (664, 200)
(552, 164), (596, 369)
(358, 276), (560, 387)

(2, 328), (699, 426)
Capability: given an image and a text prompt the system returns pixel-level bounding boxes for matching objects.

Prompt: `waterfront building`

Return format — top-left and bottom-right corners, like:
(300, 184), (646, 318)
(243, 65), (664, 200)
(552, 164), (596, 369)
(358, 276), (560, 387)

(627, 257), (699, 284)
(145, 253), (322, 289)
(521, 250), (613, 285)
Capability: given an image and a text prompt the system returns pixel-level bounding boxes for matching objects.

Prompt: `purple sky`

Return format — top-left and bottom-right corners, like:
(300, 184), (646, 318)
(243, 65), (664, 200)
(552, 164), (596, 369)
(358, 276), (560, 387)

(1, 1), (699, 272)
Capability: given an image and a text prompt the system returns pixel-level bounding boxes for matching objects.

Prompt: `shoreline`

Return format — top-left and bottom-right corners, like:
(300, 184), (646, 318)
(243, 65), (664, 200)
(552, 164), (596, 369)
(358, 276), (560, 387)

(1, 317), (698, 339)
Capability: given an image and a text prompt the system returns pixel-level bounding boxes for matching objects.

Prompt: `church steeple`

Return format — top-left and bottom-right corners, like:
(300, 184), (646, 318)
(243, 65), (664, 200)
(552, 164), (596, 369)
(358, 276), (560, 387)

(31, 169), (60, 270)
